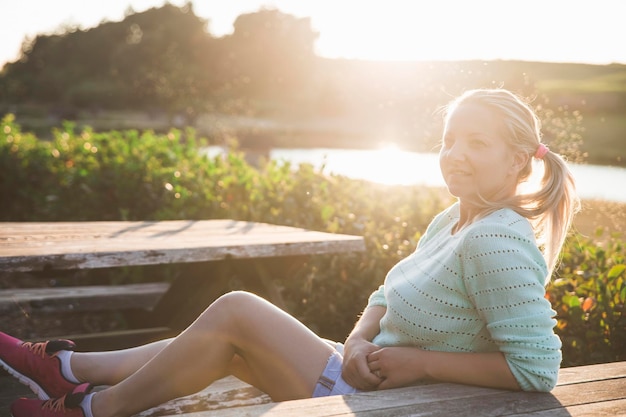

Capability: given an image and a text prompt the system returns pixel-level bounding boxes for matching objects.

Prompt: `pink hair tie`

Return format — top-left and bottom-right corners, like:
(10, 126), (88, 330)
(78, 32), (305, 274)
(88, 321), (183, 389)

(534, 143), (549, 159)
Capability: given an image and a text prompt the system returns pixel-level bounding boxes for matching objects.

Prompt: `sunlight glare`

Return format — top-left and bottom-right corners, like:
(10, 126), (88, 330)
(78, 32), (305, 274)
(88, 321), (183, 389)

(518, 159), (545, 195)
(299, 0), (613, 63)
(324, 146), (443, 187)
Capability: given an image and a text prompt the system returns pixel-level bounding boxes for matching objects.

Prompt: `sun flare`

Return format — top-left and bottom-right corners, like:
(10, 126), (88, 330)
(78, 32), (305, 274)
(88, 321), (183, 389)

(278, 0), (618, 64)
(319, 146), (443, 187)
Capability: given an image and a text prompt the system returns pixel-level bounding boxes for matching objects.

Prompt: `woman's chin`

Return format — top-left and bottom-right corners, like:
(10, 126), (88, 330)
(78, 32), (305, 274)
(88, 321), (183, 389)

(445, 185), (469, 199)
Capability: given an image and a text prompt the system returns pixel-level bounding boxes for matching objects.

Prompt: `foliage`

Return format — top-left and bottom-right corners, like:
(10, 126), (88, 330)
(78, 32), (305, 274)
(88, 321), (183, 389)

(550, 231), (626, 366)
(0, 4), (318, 119)
(1, 116), (624, 365)
(0, 4), (215, 114)
(216, 9), (319, 104)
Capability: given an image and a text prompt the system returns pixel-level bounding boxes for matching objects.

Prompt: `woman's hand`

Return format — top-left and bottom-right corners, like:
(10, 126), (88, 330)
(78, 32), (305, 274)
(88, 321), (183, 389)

(367, 348), (521, 391)
(367, 347), (427, 390)
(341, 336), (383, 390)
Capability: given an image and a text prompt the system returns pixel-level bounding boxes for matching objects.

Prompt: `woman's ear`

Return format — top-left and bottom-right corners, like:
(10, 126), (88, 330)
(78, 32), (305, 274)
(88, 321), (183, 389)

(510, 150), (529, 176)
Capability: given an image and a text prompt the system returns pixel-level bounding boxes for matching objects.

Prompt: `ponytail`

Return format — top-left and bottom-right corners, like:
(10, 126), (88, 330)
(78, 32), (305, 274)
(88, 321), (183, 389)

(527, 149), (580, 280)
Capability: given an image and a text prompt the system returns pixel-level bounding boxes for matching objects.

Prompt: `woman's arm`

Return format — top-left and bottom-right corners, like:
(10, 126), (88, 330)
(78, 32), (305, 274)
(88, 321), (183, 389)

(341, 305), (386, 390)
(460, 222), (562, 392)
(367, 347), (520, 391)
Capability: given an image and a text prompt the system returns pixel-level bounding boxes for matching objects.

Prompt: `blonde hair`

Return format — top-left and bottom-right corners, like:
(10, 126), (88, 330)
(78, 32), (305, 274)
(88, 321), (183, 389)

(444, 88), (580, 281)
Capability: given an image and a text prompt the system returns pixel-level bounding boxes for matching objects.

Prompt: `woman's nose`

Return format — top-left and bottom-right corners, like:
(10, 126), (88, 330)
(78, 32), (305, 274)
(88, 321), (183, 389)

(446, 142), (467, 161)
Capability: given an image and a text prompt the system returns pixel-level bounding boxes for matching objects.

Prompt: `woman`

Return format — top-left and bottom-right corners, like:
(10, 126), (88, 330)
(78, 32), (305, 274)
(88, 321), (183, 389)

(1, 88), (579, 417)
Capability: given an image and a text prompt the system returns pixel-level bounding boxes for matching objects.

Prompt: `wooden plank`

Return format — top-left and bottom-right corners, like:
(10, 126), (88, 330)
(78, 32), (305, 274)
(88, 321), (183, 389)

(0, 283), (169, 313)
(557, 360), (626, 385)
(0, 375), (270, 417)
(0, 220), (366, 272)
(185, 383), (505, 417)
(183, 363), (626, 417)
(184, 380), (626, 417)
(136, 376), (270, 417)
(1, 361), (625, 417)
(508, 398), (626, 416)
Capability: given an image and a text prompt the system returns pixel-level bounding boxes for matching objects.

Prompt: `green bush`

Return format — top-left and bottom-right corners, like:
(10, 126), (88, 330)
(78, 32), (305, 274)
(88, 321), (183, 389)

(550, 231), (626, 366)
(2, 115), (624, 366)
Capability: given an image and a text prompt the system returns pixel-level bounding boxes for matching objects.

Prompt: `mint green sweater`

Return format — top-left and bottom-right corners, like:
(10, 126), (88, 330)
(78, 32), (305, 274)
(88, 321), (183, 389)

(367, 203), (562, 392)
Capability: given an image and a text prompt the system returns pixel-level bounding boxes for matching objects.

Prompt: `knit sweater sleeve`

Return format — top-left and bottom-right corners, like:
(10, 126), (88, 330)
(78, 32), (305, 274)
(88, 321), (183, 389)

(367, 285), (387, 308)
(460, 219), (562, 392)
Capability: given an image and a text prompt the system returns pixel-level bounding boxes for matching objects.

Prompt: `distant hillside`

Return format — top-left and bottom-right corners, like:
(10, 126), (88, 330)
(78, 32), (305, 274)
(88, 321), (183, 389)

(0, 3), (623, 165)
(303, 59), (626, 165)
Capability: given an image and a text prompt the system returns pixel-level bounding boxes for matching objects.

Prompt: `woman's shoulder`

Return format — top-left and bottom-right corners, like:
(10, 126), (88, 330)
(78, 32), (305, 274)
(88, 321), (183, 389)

(430, 202), (460, 227)
(471, 207), (534, 238)
(474, 208), (533, 234)
(420, 203), (460, 240)
(460, 208), (549, 288)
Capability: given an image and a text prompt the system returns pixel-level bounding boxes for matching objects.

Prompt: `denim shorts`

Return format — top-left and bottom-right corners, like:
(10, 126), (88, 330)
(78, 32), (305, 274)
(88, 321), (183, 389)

(312, 342), (362, 397)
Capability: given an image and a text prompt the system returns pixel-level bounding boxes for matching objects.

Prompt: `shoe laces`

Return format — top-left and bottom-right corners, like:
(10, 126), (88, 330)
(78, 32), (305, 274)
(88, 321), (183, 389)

(41, 387), (87, 414)
(21, 341), (57, 358)
(42, 395), (69, 412)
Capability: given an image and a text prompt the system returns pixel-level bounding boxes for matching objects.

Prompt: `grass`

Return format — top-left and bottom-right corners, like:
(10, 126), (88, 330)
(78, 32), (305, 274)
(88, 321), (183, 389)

(537, 71), (626, 93)
(579, 113), (626, 165)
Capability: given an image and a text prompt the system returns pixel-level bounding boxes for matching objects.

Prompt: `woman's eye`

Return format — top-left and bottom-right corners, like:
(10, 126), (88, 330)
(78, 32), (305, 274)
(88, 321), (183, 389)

(470, 138), (487, 147)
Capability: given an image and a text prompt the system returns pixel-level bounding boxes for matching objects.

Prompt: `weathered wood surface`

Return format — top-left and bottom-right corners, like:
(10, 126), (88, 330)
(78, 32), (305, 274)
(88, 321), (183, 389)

(0, 375), (269, 417)
(1, 362), (624, 416)
(0, 220), (366, 272)
(0, 282), (169, 313)
(169, 361), (626, 417)
(136, 376), (271, 417)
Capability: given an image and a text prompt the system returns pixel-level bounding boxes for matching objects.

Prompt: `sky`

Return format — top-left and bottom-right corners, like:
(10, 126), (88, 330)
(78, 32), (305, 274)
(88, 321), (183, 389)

(1, 0), (625, 68)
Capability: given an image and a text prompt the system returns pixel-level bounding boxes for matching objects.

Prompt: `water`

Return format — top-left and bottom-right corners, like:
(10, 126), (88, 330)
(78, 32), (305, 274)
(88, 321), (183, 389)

(206, 147), (626, 203)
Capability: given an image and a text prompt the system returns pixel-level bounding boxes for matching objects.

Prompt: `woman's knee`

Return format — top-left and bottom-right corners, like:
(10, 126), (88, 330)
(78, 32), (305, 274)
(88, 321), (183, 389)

(197, 291), (261, 326)
(214, 290), (262, 311)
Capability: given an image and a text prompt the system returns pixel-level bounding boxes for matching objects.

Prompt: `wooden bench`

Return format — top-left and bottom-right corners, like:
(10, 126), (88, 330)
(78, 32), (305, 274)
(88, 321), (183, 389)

(1, 360), (623, 416)
(0, 282), (169, 314)
(0, 220), (365, 350)
(140, 360), (626, 416)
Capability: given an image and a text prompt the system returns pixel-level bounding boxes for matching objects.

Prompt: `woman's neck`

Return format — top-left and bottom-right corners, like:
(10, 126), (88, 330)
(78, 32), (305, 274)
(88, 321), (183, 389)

(454, 201), (487, 234)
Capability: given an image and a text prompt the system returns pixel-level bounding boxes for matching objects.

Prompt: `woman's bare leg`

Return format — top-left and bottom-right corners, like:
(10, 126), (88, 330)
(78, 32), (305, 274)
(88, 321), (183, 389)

(71, 339), (172, 386)
(90, 291), (335, 417)
(72, 339), (262, 388)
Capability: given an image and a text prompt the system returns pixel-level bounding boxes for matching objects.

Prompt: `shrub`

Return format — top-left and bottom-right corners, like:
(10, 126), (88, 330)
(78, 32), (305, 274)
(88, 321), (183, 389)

(550, 231), (626, 366)
(1, 116), (624, 365)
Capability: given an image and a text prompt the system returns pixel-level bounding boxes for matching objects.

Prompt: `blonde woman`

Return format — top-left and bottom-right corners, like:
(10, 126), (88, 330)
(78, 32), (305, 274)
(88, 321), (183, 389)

(1, 88), (579, 417)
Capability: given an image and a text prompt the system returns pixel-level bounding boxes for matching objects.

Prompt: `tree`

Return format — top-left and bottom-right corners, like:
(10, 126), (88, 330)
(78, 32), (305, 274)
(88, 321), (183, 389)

(0, 3), (218, 120)
(214, 8), (319, 109)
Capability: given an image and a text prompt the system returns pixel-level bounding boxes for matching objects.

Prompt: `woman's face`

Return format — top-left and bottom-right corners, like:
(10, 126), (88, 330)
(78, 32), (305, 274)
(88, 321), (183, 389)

(439, 102), (522, 205)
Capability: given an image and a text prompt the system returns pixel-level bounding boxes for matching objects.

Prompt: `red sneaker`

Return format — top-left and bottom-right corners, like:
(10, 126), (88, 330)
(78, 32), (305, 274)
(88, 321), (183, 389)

(10, 383), (92, 417)
(0, 332), (79, 400)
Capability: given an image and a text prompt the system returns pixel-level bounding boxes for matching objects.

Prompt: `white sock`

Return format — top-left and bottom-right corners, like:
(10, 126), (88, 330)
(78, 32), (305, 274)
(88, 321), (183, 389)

(56, 350), (81, 384)
(81, 393), (95, 417)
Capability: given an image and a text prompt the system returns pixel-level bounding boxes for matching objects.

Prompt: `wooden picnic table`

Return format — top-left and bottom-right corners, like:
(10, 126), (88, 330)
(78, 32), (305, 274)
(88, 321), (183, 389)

(0, 220), (366, 349)
(0, 220), (365, 272)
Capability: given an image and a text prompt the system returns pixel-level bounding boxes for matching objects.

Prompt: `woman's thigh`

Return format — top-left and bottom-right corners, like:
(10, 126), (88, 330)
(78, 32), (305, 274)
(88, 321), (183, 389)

(201, 291), (336, 401)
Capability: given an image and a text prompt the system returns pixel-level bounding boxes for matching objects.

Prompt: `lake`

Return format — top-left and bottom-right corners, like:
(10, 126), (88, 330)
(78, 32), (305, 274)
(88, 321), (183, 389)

(206, 147), (626, 203)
